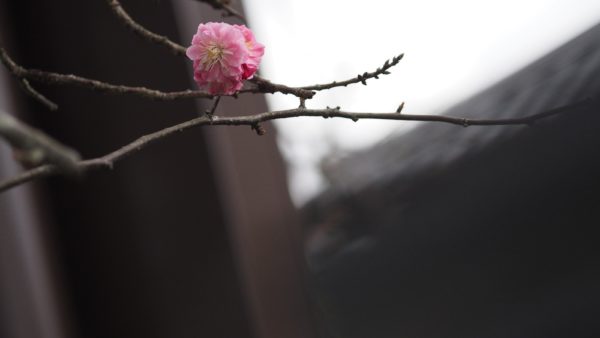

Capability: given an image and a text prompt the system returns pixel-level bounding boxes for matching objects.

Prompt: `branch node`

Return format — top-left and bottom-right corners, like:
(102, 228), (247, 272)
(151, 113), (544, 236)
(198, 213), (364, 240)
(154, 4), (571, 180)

(396, 102), (405, 113)
(250, 76), (315, 99)
(357, 73), (367, 85)
(251, 123), (266, 136)
(299, 98), (306, 109)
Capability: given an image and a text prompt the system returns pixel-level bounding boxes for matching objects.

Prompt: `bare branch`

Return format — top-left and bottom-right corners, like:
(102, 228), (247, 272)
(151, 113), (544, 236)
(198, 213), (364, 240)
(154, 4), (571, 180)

(1, 45), (316, 102)
(248, 76), (315, 99)
(301, 54), (404, 91)
(205, 96), (222, 116)
(103, 1), (317, 99)
(18, 78), (59, 110)
(0, 165), (59, 192)
(0, 98), (588, 193)
(192, 0), (246, 21)
(0, 45), (59, 110)
(0, 46), (215, 100)
(106, 0), (187, 56)
(248, 53), (404, 97)
(0, 111), (80, 172)
(3, 2), (398, 104)
(3, 0), (408, 106)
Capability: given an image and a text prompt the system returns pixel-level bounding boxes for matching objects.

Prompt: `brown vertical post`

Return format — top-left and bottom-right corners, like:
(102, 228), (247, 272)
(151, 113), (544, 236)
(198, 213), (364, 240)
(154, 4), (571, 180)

(173, 2), (316, 338)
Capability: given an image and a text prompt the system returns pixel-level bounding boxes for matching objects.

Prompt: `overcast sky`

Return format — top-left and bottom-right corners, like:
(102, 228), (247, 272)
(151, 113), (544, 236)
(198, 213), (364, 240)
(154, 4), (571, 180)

(242, 0), (600, 205)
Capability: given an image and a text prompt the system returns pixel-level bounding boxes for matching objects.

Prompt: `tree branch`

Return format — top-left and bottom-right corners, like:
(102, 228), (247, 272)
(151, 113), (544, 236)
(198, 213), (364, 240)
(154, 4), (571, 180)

(18, 78), (59, 110)
(0, 98), (589, 193)
(0, 46), (216, 100)
(103, 0), (314, 99)
(205, 96), (222, 116)
(106, 0), (187, 56)
(192, 0), (246, 21)
(0, 44), (59, 110)
(3, 2), (406, 104)
(0, 111), (80, 172)
(301, 54), (404, 91)
(248, 76), (315, 99)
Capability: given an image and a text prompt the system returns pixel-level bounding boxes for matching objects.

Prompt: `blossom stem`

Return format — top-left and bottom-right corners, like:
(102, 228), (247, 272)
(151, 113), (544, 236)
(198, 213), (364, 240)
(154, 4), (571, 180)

(206, 96), (222, 116)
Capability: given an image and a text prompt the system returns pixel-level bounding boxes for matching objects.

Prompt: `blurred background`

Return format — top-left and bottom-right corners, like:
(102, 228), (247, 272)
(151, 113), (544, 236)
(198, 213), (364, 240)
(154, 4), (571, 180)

(244, 0), (600, 205)
(1, 1), (600, 338)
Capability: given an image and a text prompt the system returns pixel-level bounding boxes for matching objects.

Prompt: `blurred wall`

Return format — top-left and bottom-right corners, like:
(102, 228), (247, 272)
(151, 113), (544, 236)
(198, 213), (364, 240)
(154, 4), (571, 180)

(0, 1), (314, 338)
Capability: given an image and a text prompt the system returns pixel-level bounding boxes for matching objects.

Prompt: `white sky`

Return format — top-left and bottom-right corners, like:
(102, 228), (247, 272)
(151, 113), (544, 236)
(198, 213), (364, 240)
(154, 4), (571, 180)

(242, 0), (600, 206)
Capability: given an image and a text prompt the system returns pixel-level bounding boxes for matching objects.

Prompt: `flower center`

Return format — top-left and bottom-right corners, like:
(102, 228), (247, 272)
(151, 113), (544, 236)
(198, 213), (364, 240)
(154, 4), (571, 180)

(204, 44), (224, 68)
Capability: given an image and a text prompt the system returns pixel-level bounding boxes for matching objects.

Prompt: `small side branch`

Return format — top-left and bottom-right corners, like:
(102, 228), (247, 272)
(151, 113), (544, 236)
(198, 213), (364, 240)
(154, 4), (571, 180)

(0, 98), (588, 193)
(0, 45), (59, 110)
(106, 0), (187, 56)
(21, 67), (215, 100)
(192, 0), (246, 21)
(0, 111), (80, 172)
(18, 78), (58, 111)
(205, 96), (222, 117)
(301, 54), (404, 91)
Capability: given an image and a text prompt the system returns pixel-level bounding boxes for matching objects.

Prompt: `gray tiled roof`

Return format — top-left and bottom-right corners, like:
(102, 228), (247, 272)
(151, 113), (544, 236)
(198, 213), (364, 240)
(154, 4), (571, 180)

(320, 22), (600, 196)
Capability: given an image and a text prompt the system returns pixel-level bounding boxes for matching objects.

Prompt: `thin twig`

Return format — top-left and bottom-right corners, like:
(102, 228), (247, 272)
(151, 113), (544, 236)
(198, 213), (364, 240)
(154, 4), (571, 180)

(0, 45), (59, 110)
(192, 0), (246, 21)
(0, 46), (213, 100)
(205, 95), (221, 116)
(18, 78), (59, 110)
(0, 98), (589, 193)
(301, 54), (404, 91)
(0, 111), (80, 172)
(106, 0), (187, 56)
(20, 68), (215, 100)
(396, 102), (405, 113)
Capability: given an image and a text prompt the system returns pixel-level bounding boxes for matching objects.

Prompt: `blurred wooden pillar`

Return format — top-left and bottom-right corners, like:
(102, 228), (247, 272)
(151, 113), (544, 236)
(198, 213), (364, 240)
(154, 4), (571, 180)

(173, 2), (316, 338)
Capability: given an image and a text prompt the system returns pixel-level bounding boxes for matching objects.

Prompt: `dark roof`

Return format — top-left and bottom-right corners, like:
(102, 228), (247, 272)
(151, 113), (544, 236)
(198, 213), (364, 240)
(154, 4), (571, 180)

(317, 22), (600, 197)
(302, 22), (600, 338)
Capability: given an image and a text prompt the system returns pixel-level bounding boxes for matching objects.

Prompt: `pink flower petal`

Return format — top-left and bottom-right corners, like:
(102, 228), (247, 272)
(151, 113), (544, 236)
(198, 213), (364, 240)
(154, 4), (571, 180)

(187, 22), (264, 95)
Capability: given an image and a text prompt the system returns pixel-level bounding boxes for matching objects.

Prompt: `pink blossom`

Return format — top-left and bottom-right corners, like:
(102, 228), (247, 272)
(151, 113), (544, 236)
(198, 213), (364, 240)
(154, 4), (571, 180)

(186, 22), (264, 95)
(235, 24), (265, 80)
